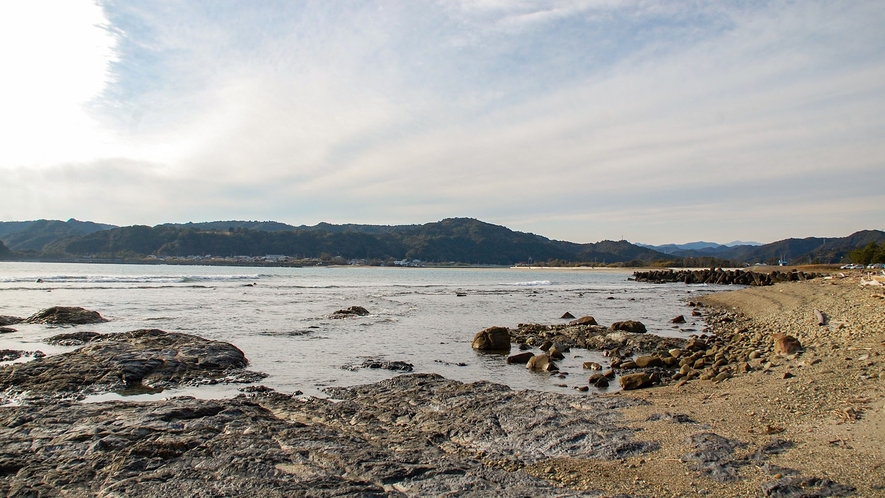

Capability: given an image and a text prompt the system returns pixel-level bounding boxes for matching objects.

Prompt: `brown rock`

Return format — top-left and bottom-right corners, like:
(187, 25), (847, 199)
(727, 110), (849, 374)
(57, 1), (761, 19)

(609, 320), (647, 333)
(634, 355), (663, 368)
(506, 352), (534, 364)
(582, 362), (602, 370)
(569, 316), (598, 326)
(560, 312), (575, 319)
(772, 333), (802, 355)
(549, 347), (565, 360)
(670, 315), (686, 324)
(527, 354), (559, 372)
(472, 326), (512, 352)
(619, 361), (638, 369)
(619, 373), (651, 390)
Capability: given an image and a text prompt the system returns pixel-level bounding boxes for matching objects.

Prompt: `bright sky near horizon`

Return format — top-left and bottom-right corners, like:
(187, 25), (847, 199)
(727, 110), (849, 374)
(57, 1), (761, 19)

(1, 1), (883, 245)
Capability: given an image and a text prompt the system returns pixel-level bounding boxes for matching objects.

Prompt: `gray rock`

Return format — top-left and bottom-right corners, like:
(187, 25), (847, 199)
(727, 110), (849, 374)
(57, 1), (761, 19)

(0, 316), (23, 326)
(0, 329), (265, 401)
(25, 306), (108, 325)
(331, 306), (371, 318)
(342, 359), (414, 372)
(44, 331), (102, 346)
(0, 374), (657, 496)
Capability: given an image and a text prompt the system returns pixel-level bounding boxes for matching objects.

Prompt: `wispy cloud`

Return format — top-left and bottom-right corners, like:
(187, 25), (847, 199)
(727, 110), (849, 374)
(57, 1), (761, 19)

(0, 0), (883, 244)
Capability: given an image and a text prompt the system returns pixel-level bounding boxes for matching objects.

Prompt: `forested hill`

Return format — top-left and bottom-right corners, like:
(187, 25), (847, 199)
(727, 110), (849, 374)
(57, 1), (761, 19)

(37, 218), (667, 265)
(0, 219), (116, 252)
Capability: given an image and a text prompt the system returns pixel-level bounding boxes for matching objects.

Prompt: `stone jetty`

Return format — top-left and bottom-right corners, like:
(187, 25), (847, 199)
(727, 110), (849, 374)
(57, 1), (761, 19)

(632, 268), (822, 286)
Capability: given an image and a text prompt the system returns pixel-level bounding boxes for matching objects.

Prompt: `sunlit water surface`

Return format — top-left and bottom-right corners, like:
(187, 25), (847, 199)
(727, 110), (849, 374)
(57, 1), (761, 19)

(0, 263), (729, 400)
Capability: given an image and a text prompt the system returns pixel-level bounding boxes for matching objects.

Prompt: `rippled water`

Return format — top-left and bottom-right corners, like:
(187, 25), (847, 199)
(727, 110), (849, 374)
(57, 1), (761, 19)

(0, 262), (728, 399)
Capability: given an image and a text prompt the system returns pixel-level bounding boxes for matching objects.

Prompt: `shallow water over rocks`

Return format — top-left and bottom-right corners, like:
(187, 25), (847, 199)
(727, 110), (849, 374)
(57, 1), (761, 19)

(0, 263), (728, 399)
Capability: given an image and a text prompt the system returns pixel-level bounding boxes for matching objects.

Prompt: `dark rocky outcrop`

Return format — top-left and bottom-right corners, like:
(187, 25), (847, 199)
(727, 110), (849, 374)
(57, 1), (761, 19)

(44, 331), (102, 346)
(0, 316), (23, 326)
(331, 306), (371, 318)
(342, 359), (414, 372)
(25, 306), (108, 325)
(0, 329), (265, 401)
(0, 374), (655, 497)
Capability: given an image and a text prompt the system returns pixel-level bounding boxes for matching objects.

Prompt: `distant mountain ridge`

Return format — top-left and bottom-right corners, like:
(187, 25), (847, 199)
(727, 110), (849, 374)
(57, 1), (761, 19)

(638, 240), (763, 255)
(33, 218), (668, 265)
(0, 217), (881, 265)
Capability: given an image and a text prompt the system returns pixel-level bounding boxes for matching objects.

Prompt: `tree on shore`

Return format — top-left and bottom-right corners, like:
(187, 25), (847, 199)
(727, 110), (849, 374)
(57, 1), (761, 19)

(849, 241), (885, 265)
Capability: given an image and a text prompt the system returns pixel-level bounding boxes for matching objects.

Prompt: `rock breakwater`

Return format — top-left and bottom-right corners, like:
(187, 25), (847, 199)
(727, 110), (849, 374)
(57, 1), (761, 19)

(632, 268), (822, 286)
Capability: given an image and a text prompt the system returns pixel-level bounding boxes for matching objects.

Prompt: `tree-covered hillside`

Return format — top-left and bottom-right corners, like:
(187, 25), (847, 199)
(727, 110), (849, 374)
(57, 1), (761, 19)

(0, 219), (116, 252)
(38, 218), (668, 264)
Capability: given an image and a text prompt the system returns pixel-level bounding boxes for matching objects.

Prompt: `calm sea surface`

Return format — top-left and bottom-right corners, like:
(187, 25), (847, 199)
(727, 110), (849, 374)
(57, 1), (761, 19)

(0, 262), (728, 400)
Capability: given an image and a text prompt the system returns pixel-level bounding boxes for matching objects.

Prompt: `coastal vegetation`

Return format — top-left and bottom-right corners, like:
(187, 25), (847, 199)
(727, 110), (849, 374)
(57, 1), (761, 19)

(848, 240), (885, 265)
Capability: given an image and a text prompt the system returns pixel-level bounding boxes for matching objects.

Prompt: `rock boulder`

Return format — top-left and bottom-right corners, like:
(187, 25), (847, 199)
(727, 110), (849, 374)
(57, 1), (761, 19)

(25, 306), (108, 325)
(610, 320), (647, 334)
(472, 326), (512, 352)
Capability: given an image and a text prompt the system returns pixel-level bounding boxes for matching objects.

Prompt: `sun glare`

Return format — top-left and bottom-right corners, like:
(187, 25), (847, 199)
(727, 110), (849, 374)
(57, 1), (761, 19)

(0, 0), (117, 167)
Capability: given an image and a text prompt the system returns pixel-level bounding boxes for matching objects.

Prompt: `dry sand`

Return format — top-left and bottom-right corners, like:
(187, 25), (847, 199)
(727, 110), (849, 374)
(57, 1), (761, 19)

(525, 272), (885, 497)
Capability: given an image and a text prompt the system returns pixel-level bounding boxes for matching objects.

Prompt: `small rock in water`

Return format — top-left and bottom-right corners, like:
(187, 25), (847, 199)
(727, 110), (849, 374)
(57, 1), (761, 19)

(568, 316), (598, 326)
(506, 352), (534, 364)
(472, 326), (512, 352)
(527, 354), (559, 372)
(610, 320), (647, 333)
(560, 312), (575, 319)
(26, 306), (108, 325)
(0, 316), (24, 326)
(331, 306), (371, 318)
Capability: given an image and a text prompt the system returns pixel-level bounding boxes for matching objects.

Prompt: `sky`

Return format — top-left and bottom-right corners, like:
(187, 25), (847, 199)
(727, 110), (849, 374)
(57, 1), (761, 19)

(1, 1), (883, 245)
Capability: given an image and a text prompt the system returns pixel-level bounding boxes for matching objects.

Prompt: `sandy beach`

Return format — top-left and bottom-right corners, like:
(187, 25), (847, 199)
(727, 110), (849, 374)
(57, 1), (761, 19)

(528, 271), (885, 496)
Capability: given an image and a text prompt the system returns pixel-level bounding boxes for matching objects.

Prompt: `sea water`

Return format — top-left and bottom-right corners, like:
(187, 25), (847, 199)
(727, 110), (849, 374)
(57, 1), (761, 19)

(0, 262), (726, 400)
